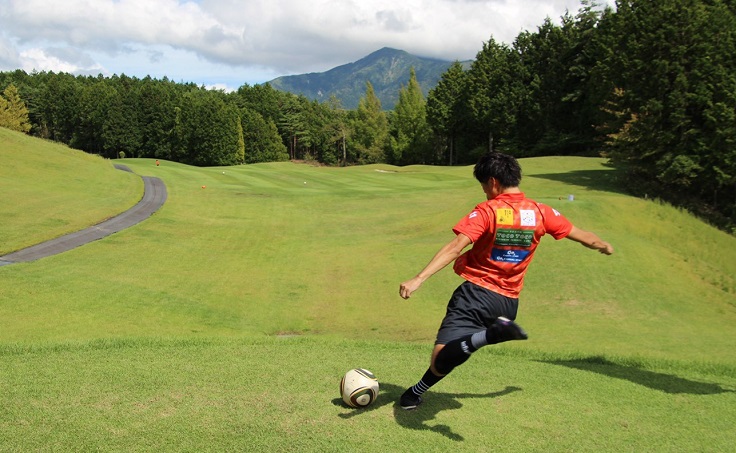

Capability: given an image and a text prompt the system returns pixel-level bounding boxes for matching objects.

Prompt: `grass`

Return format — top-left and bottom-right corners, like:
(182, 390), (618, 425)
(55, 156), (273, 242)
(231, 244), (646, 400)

(0, 129), (141, 255)
(1, 128), (735, 451)
(1, 337), (734, 452)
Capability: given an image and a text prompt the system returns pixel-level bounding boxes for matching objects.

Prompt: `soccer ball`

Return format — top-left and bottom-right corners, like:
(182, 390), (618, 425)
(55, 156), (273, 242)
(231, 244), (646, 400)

(340, 368), (379, 408)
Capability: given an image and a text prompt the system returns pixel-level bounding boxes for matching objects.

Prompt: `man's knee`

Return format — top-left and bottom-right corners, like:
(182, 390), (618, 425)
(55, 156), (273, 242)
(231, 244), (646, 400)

(433, 339), (471, 375)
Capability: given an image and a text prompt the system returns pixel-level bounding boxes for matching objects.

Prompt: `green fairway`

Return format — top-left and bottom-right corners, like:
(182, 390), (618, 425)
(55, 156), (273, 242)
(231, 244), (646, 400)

(1, 129), (735, 451)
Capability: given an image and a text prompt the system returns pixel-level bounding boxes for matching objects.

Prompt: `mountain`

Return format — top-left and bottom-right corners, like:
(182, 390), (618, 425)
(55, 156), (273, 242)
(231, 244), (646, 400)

(266, 47), (471, 110)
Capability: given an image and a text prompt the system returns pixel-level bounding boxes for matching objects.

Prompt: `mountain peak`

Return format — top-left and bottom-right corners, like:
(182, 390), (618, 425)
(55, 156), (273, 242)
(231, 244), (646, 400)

(267, 48), (461, 110)
(369, 47), (408, 56)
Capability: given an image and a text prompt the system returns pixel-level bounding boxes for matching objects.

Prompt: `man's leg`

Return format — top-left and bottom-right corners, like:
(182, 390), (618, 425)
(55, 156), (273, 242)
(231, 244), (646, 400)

(433, 317), (527, 373)
(400, 318), (527, 410)
(399, 344), (446, 410)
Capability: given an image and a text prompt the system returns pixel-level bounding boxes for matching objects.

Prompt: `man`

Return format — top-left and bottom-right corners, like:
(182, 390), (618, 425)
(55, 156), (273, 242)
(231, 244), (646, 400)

(398, 152), (614, 410)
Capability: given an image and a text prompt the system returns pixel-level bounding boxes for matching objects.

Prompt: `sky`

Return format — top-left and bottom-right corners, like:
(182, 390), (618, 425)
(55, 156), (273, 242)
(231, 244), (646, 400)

(0, 0), (613, 92)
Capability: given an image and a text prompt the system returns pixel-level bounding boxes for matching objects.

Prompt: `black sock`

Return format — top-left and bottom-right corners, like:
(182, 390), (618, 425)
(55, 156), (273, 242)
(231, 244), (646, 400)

(408, 368), (444, 397)
(433, 335), (476, 375)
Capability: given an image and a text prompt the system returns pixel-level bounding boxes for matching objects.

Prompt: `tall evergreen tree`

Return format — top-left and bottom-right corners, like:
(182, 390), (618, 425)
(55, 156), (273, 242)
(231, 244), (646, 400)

(321, 95), (351, 166)
(71, 79), (115, 154)
(389, 67), (432, 165)
(0, 83), (31, 133)
(427, 61), (469, 165)
(173, 90), (235, 165)
(234, 83), (285, 129)
(604, 0), (736, 226)
(38, 73), (80, 142)
(351, 81), (389, 164)
(278, 95), (309, 160)
(103, 77), (142, 159)
(240, 108), (289, 163)
(465, 38), (525, 154)
(514, 14), (598, 155)
(137, 77), (176, 159)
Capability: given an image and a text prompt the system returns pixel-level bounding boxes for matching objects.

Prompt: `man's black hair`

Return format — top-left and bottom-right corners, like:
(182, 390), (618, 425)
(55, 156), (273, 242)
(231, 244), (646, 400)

(473, 152), (522, 187)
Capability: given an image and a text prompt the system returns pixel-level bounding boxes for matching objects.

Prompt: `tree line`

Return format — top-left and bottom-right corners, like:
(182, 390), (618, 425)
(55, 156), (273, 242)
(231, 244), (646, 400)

(1, 0), (734, 230)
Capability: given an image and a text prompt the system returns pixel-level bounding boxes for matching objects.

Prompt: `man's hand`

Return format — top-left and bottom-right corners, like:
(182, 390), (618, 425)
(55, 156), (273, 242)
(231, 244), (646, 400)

(594, 241), (614, 255)
(399, 277), (424, 299)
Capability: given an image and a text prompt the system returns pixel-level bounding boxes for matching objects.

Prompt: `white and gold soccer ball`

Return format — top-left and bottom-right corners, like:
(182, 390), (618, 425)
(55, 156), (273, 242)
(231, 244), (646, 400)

(340, 368), (379, 408)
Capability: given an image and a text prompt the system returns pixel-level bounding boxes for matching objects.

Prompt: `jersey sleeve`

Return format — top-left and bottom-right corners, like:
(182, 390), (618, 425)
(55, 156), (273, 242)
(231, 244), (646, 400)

(540, 204), (573, 239)
(452, 205), (491, 242)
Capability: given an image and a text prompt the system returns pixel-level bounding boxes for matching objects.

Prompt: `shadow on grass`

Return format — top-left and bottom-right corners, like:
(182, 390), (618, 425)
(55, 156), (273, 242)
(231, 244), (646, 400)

(528, 168), (625, 194)
(543, 357), (735, 395)
(334, 382), (522, 441)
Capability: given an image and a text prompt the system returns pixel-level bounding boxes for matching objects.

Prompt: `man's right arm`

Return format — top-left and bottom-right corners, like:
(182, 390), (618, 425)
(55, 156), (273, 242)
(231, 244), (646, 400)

(399, 233), (472, 299)
(566, 226), (614, 255)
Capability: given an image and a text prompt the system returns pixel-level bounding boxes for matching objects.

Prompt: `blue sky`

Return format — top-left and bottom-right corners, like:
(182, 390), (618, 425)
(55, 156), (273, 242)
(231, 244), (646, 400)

(0, 0), (613, 92)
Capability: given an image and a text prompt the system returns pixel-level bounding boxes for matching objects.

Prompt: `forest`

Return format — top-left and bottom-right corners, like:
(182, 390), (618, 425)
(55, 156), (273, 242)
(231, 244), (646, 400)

(0, 0), (734, 231)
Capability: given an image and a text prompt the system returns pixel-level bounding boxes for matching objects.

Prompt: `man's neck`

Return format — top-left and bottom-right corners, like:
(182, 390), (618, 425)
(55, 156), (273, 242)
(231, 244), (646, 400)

(500, 187), (522, 194)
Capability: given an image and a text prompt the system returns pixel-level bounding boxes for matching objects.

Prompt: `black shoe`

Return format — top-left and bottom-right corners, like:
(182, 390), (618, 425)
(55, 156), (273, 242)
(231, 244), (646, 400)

(399, 389), (423, 410)
(490, 317), (528, 343)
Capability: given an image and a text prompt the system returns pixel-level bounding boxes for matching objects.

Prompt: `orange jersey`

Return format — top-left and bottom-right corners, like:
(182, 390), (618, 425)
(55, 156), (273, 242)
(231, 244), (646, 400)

(452, 192), (572, 297)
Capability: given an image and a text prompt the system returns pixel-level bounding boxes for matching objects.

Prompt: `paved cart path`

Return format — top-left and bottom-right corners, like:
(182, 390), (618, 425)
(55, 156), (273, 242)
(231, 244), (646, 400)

(0, 164), (167, 266)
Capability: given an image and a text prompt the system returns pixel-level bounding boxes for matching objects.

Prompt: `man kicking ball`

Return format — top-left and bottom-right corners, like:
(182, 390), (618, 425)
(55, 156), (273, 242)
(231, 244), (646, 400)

(398, 152), (614, 410)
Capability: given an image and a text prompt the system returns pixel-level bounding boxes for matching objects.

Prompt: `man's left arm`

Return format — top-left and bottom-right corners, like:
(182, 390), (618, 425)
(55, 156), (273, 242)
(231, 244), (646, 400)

(566, 226), (614, 255)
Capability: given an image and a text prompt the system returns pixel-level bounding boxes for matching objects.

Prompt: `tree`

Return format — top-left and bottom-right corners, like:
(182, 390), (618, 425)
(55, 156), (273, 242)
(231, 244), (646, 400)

(321, 95), (351, 166)
(236, 117), (245, 165)
(514, 5), (607, 155)
(350, 81), (389, 164)
(513, 16), (577, 154)
(137, 77), (176, 159)
(465, 38), (525, 154)
(240, 108), (288, 163)
(389, 67), (432, 165)
(605, 0), (736, 227)
(427, 61), (469, 164)
(71, 79), (115, 154)
(173, 89), (244, 166)
(233, 83), (285, 127)
(277, 95), (322, 160)
(103, 76), (142, 159)
(0, 83), (31, 133)
(38, 73), (80, 142)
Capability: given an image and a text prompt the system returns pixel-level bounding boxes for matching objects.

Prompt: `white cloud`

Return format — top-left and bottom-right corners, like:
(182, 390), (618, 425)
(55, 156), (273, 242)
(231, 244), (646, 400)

(0, 0), (614, 90)
(19, 48), (86, 74)
(0, 34), (21, 69)
(18, 46), (106, 75)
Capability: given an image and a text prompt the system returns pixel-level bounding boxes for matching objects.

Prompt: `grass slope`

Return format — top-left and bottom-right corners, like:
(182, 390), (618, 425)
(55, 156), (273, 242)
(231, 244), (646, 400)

(1, 133), (735, 450)
(0, 128), (141, 255)
(1, 153), (733, 362)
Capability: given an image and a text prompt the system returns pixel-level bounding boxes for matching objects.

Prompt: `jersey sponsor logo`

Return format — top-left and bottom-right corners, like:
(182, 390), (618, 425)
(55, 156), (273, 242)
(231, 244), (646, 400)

(469, 211), (479, 219)
(496, 208), (514, 226)
(495, 229), (534, 247)
(491, 248), (531, 263)
(520, 209), (536, 226)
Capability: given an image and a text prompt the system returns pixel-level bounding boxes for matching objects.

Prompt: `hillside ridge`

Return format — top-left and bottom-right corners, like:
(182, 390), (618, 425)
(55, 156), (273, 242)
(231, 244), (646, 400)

(267, 47), (471, 109)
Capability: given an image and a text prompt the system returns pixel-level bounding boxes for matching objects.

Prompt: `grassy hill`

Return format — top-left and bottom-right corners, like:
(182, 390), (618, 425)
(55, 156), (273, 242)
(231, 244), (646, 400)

(1, 130), (734, 451)
(0, 128), (141, 255)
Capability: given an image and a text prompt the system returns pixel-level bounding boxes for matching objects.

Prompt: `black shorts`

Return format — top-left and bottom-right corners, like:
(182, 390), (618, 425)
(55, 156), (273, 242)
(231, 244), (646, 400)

(435, 281), (519, 345)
